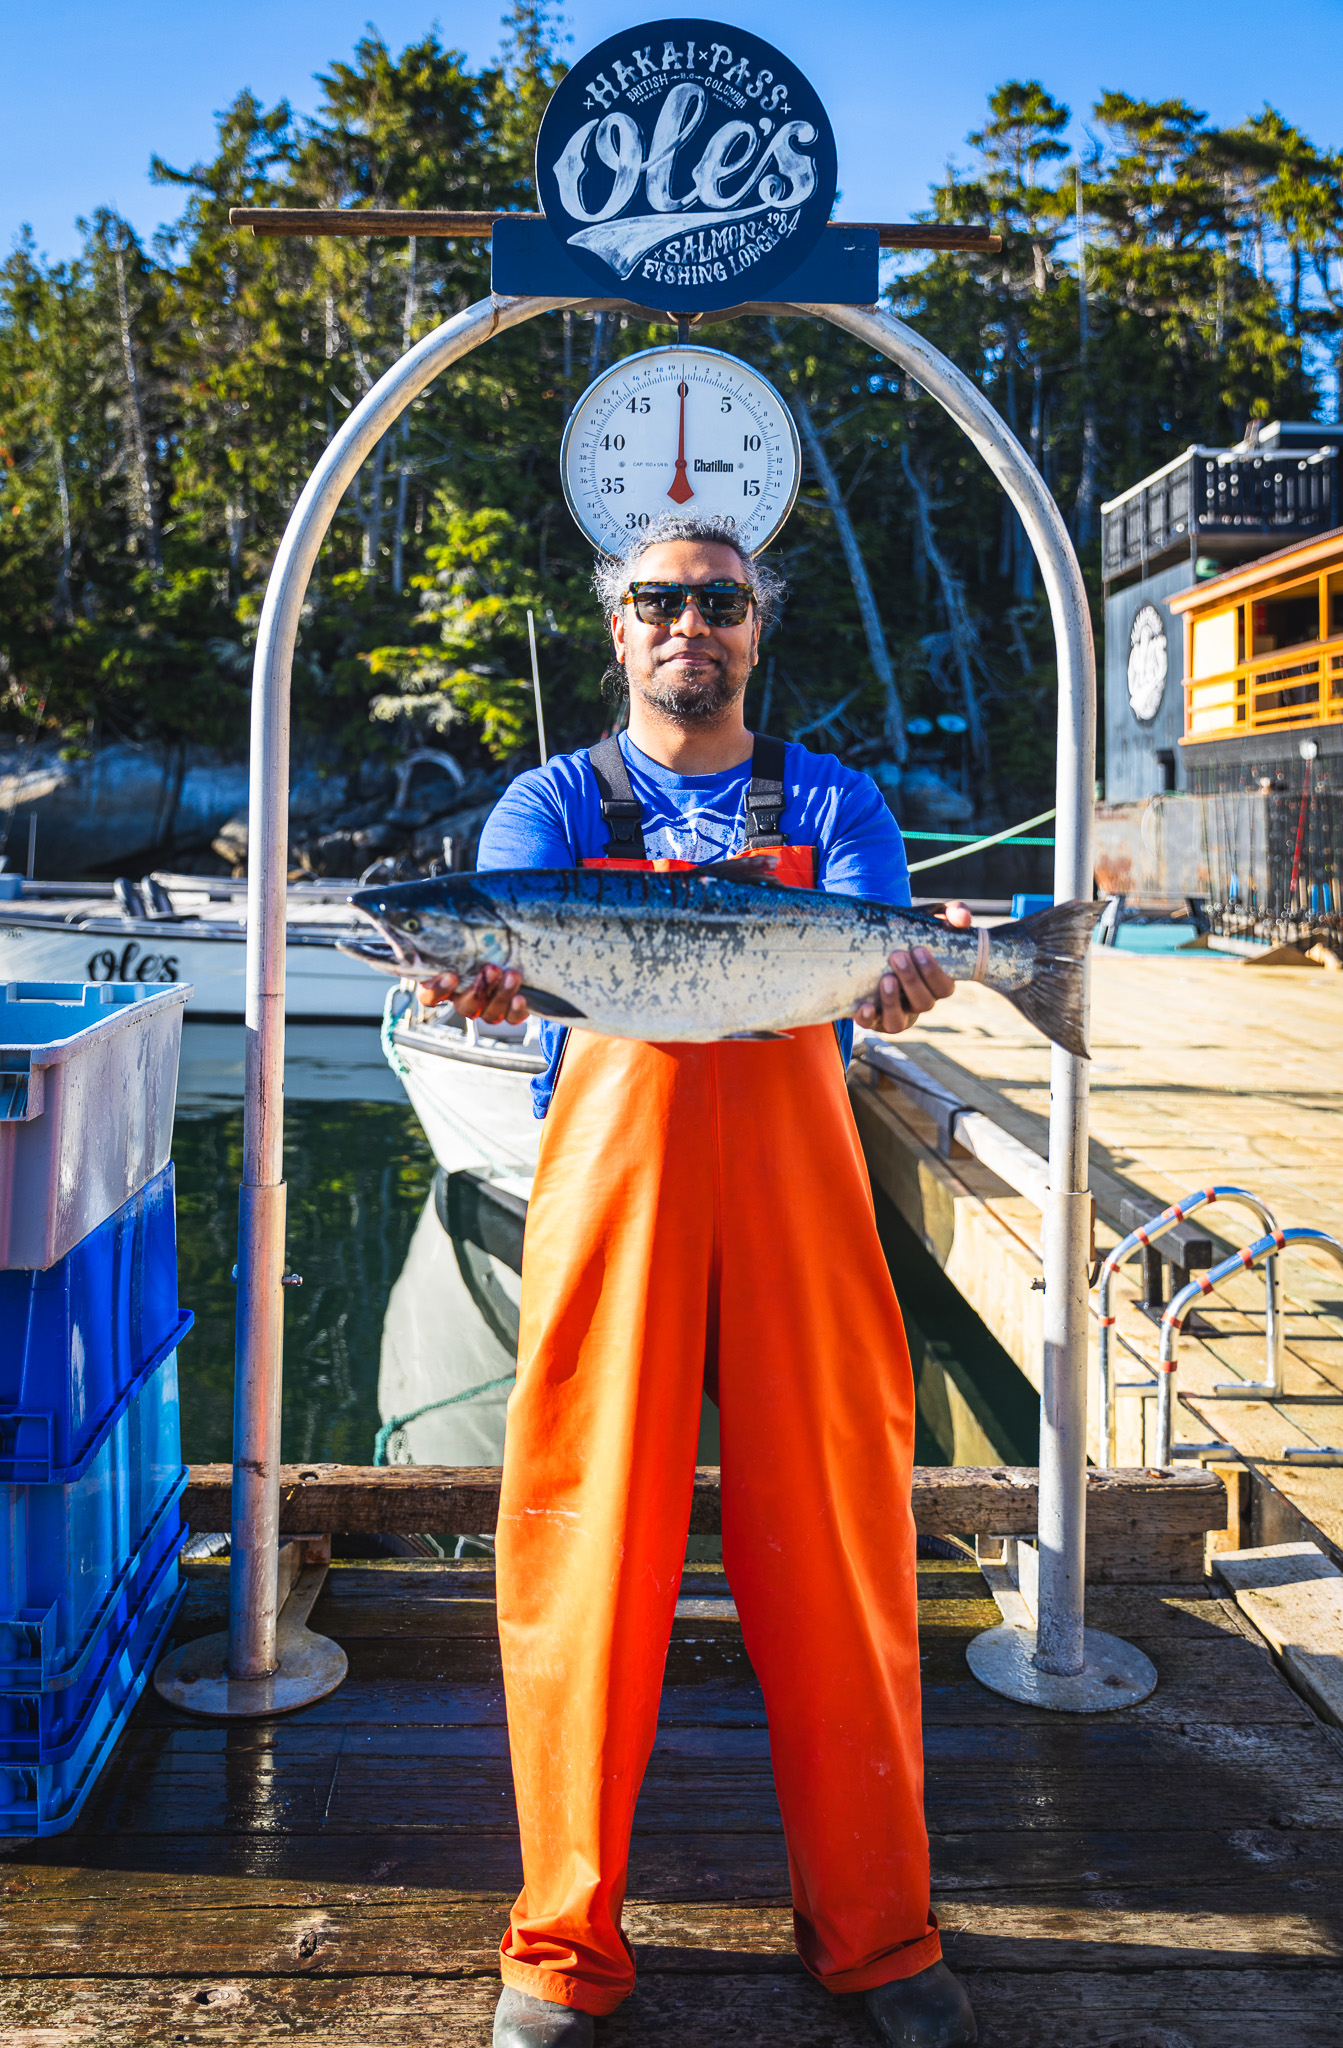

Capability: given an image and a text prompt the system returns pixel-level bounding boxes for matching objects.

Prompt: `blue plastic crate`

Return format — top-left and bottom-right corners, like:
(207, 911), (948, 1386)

(0, 1538), (184, 1835)
(0, 1164), (192, 1484)
(0, 1350), (185, 1692)
(0, 1495), (183, 1758)
(1010, 894), (1054, 920)
(0, 980), (188, 1271)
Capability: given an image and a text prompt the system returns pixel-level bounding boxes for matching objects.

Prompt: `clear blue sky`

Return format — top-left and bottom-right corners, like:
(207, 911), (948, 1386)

(5, 1), (1343, 262)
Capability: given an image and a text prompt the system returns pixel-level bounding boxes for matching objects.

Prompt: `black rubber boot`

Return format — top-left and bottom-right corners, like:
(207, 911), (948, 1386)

(863, 1962), (977, 2047)
(492, 1985), (596, 2047)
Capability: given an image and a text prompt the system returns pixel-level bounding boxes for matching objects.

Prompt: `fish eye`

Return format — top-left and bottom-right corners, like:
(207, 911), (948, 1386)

(402, 915), (421, 933)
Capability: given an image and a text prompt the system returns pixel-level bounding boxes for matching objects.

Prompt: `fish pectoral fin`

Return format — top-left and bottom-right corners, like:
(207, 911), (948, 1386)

(696, 858), (785, 888)
(518, 985), (587, 1019)
(720, 1028), (792, 1041)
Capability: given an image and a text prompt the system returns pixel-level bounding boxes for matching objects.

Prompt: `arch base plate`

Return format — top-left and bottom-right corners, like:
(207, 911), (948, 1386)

(966, 1623), (1157, 1712)
(154, 1627), (347, 1718)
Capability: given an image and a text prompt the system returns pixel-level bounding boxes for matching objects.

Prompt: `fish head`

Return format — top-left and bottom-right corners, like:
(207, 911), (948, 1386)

(348, 876), (515, 981)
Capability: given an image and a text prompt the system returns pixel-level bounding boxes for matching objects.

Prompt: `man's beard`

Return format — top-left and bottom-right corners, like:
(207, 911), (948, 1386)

(630, 651), (747, 726)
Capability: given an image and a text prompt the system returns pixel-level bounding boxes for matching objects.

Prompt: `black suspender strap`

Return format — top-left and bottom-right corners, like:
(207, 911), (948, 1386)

(589, 730), (788, 859)
(588, 733), (648, 859)
(743, 732), (788, 848)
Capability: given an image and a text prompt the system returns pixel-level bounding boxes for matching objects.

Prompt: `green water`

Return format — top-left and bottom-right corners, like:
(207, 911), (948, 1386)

(172, 1099), (434, 1464)
(169, 1025), (1039, 1472)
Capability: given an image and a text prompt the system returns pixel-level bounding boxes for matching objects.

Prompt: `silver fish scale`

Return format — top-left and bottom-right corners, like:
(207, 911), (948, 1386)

(431, 872), (1034, 1043)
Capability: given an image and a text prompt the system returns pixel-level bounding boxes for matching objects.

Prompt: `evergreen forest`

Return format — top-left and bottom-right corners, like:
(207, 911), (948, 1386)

(3, 4), (1341, 837)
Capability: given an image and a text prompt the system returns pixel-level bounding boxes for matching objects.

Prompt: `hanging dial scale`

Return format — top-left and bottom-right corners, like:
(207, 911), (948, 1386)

(560, 344), (801, 556)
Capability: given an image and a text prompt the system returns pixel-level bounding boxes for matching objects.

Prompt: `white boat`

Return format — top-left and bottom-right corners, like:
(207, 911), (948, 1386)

(0, 871), (388, 1021)
(375, 987), (546, 1477)
(380, 985), (545, 1191)
(377, 1186), (520, 1469)
(374, 989), (724, 1484)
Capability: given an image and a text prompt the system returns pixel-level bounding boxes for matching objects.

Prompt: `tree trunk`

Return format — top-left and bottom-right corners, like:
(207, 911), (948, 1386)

(1074, 407), (1099, 550)
(51, 436), (74, 624)
(361, 434), (387, 576)
(899, 443), (989, 772)
(1073, 166), (1098, 548)
(111, 236), (160, 571)
(588, 310), (607, 380)
(1014, 364), (1041, 602)
(769, 325), (906, 760)
(392, 241), (419, 596)
(562, 310), (573, 421)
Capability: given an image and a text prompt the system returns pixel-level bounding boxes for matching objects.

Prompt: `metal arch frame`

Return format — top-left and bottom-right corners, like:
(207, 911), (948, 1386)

(159, 290), (1129, 1716)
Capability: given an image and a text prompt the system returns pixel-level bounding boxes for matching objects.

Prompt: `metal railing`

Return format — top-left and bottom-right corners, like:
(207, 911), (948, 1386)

(1184, 630), (1343, 741)
(1156, 1226), (1343, 1463)
(1097, 1186), (1283, 1466)
(1102, 445), (1337, 583)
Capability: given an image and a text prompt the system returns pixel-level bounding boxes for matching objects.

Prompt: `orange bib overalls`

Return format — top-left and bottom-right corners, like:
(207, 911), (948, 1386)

(495, 735), (938, 2015)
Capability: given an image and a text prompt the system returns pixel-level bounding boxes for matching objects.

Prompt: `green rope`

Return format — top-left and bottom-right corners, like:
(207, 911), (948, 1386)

(907, 806), (1058, 874)
(380, 989), (412, 1078)
(373, 1371), (517, 1465)
(902, 829), (1055, 845)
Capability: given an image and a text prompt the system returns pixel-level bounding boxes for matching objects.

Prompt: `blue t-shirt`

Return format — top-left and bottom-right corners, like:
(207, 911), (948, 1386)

(476, 733), (911, 1116)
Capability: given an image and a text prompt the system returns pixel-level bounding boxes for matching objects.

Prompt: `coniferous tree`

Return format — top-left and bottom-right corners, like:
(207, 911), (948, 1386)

(0, 13), (1338, 832)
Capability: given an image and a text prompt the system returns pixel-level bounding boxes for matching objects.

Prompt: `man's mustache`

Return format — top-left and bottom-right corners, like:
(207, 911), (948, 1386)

(653, 647), (726, 671)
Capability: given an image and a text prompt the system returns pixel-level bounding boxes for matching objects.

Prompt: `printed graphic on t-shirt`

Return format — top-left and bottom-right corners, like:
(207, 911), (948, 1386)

(633, 777), (751, 863)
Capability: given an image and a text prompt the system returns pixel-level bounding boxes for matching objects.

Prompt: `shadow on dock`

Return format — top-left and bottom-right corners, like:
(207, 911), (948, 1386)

(2, 1542), (1341, 2043)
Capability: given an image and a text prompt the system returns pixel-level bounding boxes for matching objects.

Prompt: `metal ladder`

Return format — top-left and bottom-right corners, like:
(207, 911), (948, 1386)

(1096, 1186), (1284, 1467)
(1155, 1227), (1343, 1464)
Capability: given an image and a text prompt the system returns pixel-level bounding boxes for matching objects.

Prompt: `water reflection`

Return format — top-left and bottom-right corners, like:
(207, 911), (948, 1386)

(377, 1190), (515, 1467)
(172, 1023), (433, 1464)
(171, 1022), (1039, 1474)
(873, 1190), (1041, 1468)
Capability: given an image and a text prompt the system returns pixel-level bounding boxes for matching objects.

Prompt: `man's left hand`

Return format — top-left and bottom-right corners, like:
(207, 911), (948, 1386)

(854, 901), (974, 1037)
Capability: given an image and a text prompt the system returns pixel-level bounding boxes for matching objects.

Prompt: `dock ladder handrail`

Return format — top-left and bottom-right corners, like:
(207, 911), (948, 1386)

(1097, 1185), (1283, 1466)
(1155, 1226), (1343, 1463)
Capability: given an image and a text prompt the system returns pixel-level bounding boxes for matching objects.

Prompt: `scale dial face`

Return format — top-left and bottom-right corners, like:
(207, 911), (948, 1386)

(560, 344), (801, 557)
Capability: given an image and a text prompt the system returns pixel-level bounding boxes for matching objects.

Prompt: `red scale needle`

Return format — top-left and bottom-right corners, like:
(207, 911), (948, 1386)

(667, 378), (695, 504)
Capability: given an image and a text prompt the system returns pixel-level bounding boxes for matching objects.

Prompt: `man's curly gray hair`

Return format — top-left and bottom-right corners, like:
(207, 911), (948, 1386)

(593, 516), (786, 633)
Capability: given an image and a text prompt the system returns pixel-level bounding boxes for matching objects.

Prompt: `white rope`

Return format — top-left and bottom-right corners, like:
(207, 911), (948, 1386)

(907, 806), (1057, 873)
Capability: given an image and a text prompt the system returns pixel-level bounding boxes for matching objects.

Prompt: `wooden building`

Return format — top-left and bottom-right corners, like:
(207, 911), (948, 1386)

(1152, 528), (1343, 933)
(1099, 423), (1340, 802)
(1169, 526), (1343, 773)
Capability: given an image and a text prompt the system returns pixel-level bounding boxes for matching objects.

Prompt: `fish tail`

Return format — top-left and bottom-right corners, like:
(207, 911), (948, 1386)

(996, 899), (1103, 1059)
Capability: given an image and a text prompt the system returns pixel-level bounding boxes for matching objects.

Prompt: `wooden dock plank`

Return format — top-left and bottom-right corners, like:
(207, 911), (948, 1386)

(2, 1889), (1340, 1978)
(3, 1967), (1341, 2047)
(1213, 1542), (1343, 1727)
(5, 1558), (1343, 2044)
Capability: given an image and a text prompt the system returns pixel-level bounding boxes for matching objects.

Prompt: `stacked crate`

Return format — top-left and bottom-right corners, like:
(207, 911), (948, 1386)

(0, 981), (192, 1836)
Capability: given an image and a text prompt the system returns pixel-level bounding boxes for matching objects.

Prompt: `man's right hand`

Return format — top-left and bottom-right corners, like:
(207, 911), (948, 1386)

(419, 966), (530, 1025)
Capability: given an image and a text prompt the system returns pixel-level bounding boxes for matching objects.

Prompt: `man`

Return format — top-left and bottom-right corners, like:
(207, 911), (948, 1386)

(424, 517), (977, 2048)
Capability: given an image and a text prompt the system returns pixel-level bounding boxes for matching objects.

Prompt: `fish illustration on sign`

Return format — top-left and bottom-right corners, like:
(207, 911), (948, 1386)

(533, 18), (838, 311)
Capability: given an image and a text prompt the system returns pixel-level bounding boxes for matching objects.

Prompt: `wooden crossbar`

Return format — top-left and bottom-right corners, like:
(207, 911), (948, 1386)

(185, 1463), (1223, 1538)
(226, 208), (1002, 253)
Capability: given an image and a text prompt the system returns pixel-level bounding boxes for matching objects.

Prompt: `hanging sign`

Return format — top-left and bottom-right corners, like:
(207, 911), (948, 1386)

(534, 18), (838, 314)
